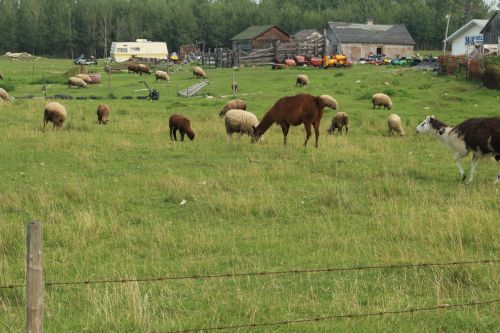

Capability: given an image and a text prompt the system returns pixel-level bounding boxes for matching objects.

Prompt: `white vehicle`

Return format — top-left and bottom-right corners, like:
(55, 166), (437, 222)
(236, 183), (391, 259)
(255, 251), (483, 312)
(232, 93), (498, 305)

(110, 39), (168, 63)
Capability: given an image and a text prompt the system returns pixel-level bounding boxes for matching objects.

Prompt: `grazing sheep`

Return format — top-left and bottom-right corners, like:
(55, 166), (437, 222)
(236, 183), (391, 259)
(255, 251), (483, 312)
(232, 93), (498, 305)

(318, 95), (338, 110)
(0, 88), (12, 102)
(43, 102), (67, 130)
(231, 80), (238, 94)
(76, 73), (92, 83)
(219, 99), (247, 118)
(169, 114), (195, 141)
(296, 74), (309, 87)
(127, 63), (140, 74)
(372, 93), (392, 110)
(416, 116), (500, 184)
(251, 94), (327, 148)
(224, 109), (259, 141)
(192, 66), (207, 79)
(387, 114), (404, 136)
(138, 64), (151, 75)
(327, 112), (349, 135)
(97, 104), (110, 125)
(155, 70), (170, 82)
(68, 77), (87, 88)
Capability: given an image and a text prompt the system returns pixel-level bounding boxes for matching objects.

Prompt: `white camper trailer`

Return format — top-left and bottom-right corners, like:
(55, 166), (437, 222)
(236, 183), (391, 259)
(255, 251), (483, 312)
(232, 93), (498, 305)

(110, 39), (169, 62)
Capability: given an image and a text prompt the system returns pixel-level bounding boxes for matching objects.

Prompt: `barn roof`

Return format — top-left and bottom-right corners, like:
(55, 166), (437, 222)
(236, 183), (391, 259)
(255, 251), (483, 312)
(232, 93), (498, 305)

(326, 22), (415, 45)
(231, 25), (289, 41)
(293, 29), (321, 40)
(480, 11), (499, 34)
(444, 19), (488, 42)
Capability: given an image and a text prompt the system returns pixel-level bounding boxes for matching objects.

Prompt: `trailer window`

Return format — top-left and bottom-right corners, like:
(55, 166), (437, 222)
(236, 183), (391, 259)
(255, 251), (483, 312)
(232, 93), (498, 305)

(117, 48), (128, 53)
(131, 47), (140, 52)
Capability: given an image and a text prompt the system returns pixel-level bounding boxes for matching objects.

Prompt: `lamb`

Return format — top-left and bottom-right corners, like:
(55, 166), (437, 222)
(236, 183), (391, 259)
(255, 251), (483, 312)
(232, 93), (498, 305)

(327, 112), (349, 135)
(251, 93), (329, 148)
(319, 95), (338, 110)
(219, 99), (247, 117)
(231, 80), (238, 94)
(155, 70), (170, 82)
(387, 114), (404, 136)
(192, 66), (207, 79)
(138, 64), (151, 75)
(296, 74), (309, 87)
(224, 109), (259, 141)
(43, 102), (67, 130)
(68, 77), (87, 88)
(372, 93), (392, 110)
(169, 114), (195, 141)
(97, 104), (110, 125)
(416, 116), (500, 184)
(0, 88), (12, 102)
(76, 73), (92, 83)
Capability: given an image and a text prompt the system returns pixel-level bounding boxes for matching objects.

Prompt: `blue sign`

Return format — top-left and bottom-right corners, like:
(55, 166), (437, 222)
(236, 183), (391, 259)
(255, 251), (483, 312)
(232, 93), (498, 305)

(465, 35), (484, 45)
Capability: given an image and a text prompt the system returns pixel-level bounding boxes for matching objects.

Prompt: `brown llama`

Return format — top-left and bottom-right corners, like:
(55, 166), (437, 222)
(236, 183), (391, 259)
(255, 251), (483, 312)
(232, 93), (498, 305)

(251, 94), (327, 147)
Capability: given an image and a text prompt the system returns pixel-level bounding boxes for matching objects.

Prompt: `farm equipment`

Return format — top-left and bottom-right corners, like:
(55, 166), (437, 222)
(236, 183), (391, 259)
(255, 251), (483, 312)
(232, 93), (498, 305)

(139, 81), (159, 100)
(323, 54), (352, 68)
(294, 55), (307, 66)
(308, 56), (323, 67)
(73, 54), (97, 65)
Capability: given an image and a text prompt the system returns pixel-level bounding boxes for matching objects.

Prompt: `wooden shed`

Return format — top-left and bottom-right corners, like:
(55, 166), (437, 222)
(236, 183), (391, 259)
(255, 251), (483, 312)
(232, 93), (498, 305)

(231, 25), (290, 52)
(480, 11), (500, 53)
(324, 20), (415, 60)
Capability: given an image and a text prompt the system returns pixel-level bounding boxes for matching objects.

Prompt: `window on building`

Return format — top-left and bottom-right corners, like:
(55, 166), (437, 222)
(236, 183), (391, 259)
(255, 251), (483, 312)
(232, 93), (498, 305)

(117, 48), (128, 53)
(376, 47), (382, 55)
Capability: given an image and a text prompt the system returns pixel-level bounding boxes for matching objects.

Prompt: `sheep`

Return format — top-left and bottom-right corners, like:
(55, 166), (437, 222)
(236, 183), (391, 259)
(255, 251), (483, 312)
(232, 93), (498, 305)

(76, 73), (92, 83)
(219, 99), (247, 118)
(97, 104), (110, 125)
(127, 63), (140, 74)
(231, 80), (239, 94)
(224, 109), (260, 141)
(169, 114), (195, 141)
(192, 66), (207, 79)
(43, 102), (67, 130)
(327, 112), (349, 135)
(0, 88), (12, 102)
(138, 64), (151, 75)
(155, 70), (170, 82)
(387, 114), (404, 136)
(372, 93), (392, 110)
(318, 95), (338, 110)
(68, 77), (87, 88)
(296, 74), (309, 87)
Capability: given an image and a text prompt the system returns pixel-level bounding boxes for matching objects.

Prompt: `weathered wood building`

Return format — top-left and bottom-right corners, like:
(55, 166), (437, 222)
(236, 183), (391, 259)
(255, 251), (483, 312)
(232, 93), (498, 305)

(231, 25), (290, 52)
(481, 11), (500, 52)
(324, 20), (415, 60)
(293, 29), (323, 42)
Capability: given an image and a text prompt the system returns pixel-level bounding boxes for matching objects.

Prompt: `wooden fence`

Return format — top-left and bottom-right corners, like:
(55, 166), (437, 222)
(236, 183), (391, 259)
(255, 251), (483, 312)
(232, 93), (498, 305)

(438, 55), (500, 89)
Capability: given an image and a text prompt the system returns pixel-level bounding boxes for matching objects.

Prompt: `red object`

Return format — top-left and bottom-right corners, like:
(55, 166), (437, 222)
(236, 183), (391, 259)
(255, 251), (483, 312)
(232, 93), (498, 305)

(88, 73), (101, 84)
(309, 57), (323, 67)
(284, 59), (296, 66)
(294, 55), (306, 65)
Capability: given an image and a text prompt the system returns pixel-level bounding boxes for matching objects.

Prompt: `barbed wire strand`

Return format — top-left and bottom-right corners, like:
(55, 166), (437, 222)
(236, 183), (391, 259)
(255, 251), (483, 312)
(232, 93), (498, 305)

(163, 299), (500, 333)
(1, 259), (498, 290)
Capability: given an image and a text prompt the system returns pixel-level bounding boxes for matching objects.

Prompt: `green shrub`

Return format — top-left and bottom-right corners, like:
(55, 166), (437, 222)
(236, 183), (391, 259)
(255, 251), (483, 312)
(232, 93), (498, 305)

(383, 87), (396, 96)
(0, 81), (15, 92)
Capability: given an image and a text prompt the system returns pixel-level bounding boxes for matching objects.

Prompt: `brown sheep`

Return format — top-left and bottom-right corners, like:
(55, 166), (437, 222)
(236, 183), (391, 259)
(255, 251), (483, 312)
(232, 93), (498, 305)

(43, 102), (67, 130)
(138, 64), (151, 76)
(192, 66), (207, 79)
(296, 74), (309, 87)
(327, 112), (349, 135)
(251, 94), (328, 148)
(127, 63), (140, 74)
(97, 104), (110, 125)
(169, 114), (195, 141)
(68, 77), (87, 88)
(219, 99), (247, 118)
(372, 93), (392, 110)
(0, 88), (12, 102)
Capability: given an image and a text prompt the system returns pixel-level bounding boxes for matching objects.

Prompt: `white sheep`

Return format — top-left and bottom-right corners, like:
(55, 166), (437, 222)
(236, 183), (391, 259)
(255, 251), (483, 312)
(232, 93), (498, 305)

(155, 70), (170, 82)
(318, 95), (338, 110)
(0, 87), (12, 102)
(68, 77), (87, 88)
(372, 93), (392, 110)
(387, 114), (404, 136)
(43, 102), (67, 130)
(192, 66), (207, 79)
(224, 109), (260, 141)
(76, 73), (92, 83)
(219, 99), (247, 117)
(296, 74), (309, 87)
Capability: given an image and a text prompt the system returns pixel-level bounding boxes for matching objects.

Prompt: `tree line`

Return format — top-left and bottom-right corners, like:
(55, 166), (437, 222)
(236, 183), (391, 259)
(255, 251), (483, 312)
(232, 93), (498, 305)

(0, 0), (494, 58)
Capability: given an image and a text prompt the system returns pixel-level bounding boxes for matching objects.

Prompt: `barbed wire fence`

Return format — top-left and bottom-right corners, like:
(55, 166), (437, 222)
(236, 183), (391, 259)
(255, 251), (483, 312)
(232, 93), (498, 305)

(2, 221), (498, 333)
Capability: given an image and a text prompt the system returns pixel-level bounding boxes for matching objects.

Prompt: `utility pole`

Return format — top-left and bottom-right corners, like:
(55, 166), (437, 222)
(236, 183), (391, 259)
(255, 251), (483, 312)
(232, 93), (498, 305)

(443, 14), (451, 54)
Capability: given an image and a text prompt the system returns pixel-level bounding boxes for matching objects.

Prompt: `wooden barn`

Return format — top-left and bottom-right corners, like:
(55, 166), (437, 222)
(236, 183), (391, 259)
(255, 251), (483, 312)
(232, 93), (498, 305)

(231, 25), (290, 52)
(324, 19), (415, 60)
(480, 11), (500, 54)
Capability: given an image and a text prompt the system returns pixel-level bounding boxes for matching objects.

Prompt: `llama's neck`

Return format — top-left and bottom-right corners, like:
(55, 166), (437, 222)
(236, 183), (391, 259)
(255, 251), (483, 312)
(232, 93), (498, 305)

(255, 112), (275, 136)
(432, 126), (468, 155)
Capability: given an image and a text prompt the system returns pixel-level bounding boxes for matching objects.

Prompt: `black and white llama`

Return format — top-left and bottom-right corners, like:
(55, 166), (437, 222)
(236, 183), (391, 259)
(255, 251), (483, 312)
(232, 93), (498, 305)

(416, 116), (500, 184)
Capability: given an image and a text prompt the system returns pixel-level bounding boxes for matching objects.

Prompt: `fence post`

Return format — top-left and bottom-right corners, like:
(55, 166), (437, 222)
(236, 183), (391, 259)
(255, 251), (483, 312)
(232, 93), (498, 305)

(26, 221), (43, 333)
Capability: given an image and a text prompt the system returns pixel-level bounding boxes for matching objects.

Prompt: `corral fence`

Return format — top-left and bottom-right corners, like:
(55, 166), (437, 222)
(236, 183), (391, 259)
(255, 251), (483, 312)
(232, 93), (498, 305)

(438, 55), (500, 89)
(3, 221), (499, 333)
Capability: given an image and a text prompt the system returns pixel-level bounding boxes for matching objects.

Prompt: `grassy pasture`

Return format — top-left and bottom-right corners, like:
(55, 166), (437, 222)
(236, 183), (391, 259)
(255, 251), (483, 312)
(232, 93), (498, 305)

(0, 57), (499, 332)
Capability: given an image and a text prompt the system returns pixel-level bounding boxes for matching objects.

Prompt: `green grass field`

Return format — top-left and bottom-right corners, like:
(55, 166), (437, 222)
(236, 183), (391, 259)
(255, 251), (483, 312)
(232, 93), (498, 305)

(0, 57), (499, 332)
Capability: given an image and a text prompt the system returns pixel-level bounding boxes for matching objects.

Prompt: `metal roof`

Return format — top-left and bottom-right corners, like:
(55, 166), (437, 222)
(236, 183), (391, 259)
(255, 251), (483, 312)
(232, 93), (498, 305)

(326, 22), (415, 45)
(444, 19), (488, 42)
(231, 25), (289, 41)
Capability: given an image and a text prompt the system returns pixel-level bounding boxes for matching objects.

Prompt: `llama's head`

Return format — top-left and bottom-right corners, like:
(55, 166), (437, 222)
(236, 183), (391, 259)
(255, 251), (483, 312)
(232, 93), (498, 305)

(251, 126), (261, 143)
(416, 115), (434, 134)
